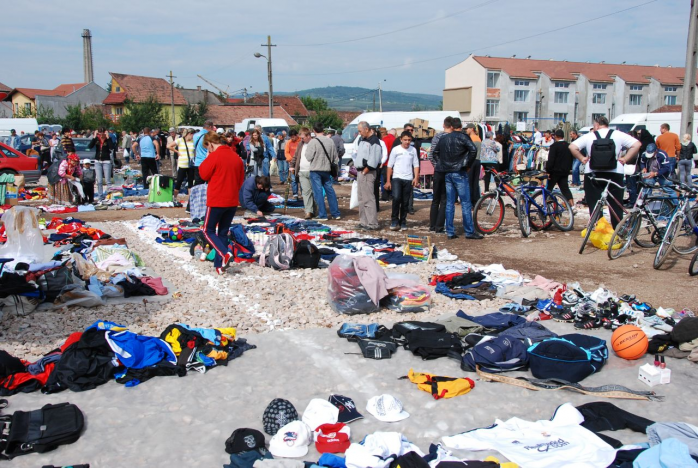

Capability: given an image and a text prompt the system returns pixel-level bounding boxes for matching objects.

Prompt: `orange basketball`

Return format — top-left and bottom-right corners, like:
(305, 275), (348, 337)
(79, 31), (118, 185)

(611, 325), (648, 360)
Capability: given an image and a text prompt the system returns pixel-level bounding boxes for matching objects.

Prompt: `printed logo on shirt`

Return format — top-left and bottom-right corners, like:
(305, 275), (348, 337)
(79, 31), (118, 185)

(523, 438), (570, 452)
(244, 435), (256, 448)
(283, 432), (298, 446)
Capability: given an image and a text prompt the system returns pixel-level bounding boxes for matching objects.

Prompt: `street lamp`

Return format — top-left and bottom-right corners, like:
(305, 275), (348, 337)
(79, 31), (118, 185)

(254, 36), (275, 118)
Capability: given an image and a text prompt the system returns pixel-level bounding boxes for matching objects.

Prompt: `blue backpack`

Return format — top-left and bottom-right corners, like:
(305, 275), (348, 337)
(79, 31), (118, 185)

(527, 333), (608, 383)
(461, 336), (529, 373)
(228, 224), (255, 257)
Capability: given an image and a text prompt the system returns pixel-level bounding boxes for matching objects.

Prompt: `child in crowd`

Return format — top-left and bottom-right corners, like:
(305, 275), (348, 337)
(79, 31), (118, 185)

(81, 161), (96, 204)
(385, 131), (420, 231)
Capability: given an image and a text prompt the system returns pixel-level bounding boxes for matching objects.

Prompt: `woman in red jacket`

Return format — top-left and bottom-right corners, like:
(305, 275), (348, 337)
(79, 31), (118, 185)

(198, 132), (246, 275)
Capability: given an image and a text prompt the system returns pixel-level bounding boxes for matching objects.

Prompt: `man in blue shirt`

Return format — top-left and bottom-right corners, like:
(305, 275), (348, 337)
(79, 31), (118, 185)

(132, 126), (160, 180)
(8, 129), (20, 150)
(192, 120), (214, 185)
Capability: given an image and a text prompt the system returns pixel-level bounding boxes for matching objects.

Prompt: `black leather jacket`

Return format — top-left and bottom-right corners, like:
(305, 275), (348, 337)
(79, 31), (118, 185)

(432, 131), (477, 173)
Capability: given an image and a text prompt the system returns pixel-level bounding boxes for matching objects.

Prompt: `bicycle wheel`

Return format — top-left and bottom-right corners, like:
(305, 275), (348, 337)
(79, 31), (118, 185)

(608, 212), (639, 260)
(527, 191), (553, 231)
(672, 205), (698, 255)
(473, 192), (505, 235)
(517, 193), (531, 238)
(654, 215), (680, 269)
(579, 201), (603, 254)
(690, 251), (698, 276)
(634, 211), (661, 248)
(549, 192), (574, 231)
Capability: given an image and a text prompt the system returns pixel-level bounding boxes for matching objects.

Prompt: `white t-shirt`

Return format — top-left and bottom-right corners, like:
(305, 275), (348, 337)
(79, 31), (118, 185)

(388, 145), (419, 180)
(299, 144), (311, 172)
(571, 128), (638, 174)
(442, 403), (616, 468)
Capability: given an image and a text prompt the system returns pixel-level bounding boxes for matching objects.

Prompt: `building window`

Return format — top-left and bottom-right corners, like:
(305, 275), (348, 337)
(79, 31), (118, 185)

(664, 95), (677, 106)
(14, 103), (18, 114)
(514, 80), (530, 86)
(514, 90), (529, 102)
(115, 86), (121, 93)
(592, 113), (606, 121)
(592, 83), (607, 90)
(554, 113), (568, 123)
(24, 103), (32, 114)
(629, 85), (643, 91)
(115, 107), (123, 115)
(554, 92), (569, 104)
(664, 86), (678, 92)
(629, 94), (642, 106)
(555, 82), (570, 88)
(592, 93), (606, 104)
(487, 72), (500, 88)
(486, 99), (499, 117)
(513, 111), (528, 122)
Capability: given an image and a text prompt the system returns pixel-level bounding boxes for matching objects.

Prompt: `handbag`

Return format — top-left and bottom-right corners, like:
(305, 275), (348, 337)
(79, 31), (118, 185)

(315, 138), (339, 178)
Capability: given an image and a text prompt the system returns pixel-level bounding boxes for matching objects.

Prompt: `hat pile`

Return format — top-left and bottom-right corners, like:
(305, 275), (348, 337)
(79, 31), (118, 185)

(315, 422), (351, 454)
(328, 394), (363, 423)
(302, 399), (339, 431)
(224, 428), (272, 466)
(366, 394), (409, 422)
(269, 420), (312, 458)
(263, 399), (299, 435)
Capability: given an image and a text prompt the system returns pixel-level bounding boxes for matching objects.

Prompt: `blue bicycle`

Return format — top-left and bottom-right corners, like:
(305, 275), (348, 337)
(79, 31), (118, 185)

(515, 171), (574, 237)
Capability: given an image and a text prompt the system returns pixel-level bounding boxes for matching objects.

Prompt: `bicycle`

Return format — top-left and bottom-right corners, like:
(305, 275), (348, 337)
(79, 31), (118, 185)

(653, 182), (698, 269)
(607, 178), (678, 260)
(579, 175), (629, 254)
(516, 171), (574, 237)
(472, 168), (521, 234)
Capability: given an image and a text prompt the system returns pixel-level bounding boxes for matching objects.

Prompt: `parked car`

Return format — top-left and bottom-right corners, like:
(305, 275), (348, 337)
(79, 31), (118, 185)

(0, 141), (40, 183)
(0, 134), (33, 154)
(62, 137), (97, 164)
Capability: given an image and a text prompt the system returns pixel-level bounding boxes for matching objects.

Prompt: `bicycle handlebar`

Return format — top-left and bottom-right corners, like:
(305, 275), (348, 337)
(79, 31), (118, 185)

(587, 175), (625, 190)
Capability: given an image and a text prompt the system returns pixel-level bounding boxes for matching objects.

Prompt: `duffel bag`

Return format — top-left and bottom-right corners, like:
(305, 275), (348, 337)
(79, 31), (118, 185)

(527, 333), (608, 383)
(461, 335), (528, 373)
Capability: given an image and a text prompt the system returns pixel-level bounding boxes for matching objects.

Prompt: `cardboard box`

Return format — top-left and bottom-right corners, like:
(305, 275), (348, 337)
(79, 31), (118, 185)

(409, 118), (429, 129)
(4, 184), (18, 206)
(13, 174), (25, 190)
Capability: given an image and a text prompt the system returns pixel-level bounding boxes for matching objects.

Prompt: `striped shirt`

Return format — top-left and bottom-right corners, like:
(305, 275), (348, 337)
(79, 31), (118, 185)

(176, 138), (195, 169)
(61, 135), (75, 154)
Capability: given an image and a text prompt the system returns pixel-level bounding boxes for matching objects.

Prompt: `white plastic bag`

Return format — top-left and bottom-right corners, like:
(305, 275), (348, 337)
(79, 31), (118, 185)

(350, 181), (359, 209)
(270, 158), (279, 176)
(0, 206), (45, 265)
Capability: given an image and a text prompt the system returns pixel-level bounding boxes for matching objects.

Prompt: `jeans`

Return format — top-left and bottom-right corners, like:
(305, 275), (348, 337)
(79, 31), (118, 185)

(262, 158), (270, 177)
(391, 178), (412, 225)
(291, 175), (299, 196)
(572, 159), (582, 185)
(468, 160), (481, 205)
(430, 171), (447, 231)
(626, 174), (639, 205)
(380, 165), (391, 200)
(644, 176), (676, 199)
(277, 160), (289, 184)
(678, 159), (693, 188)
(310, 171), (340, 219)
(445, 170), (475, 237)
(203, 206), (236, 268)
(94, 161), (112, 198)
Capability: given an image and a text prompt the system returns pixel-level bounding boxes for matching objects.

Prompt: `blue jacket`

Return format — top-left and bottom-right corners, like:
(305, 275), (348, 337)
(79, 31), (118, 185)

(239, 176), (265, 212)
(640, 149), (671, 179)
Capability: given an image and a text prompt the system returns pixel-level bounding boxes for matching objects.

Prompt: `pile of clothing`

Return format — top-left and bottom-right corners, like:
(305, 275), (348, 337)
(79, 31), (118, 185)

(0, 320), (255, 395)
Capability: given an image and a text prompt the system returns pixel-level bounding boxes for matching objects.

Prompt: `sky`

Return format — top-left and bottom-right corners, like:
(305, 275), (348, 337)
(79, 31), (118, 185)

(0, 0), (690, 97)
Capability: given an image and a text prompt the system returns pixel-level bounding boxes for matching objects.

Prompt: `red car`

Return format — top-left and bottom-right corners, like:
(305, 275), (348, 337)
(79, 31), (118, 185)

(0, 141), (40, 184)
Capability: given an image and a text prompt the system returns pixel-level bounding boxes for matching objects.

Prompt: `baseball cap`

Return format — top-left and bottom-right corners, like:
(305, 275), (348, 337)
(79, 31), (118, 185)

(269, 420), (312, 458)
(301, 398), (339, 431)
(263, 398), (299, 435)
(366, 394), (409, 422)
(465, 123), (477, 129)
(645, 143), (657, 155)
(314, 422), (351, 454)
(169, 127), (175, 132)
(328, 394), (363, 423)
(225, 428), (266, 454)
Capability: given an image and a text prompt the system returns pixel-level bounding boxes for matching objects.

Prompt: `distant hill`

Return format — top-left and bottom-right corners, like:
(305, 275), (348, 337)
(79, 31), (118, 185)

(276, 86), (442, 112)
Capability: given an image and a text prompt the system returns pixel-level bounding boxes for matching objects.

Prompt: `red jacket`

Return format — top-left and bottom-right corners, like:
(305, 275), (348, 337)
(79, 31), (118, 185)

(198, 145), (245, 207)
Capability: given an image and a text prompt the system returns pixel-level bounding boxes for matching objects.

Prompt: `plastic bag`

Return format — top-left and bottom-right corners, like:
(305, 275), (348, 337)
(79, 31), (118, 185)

(0, 206), (45, 264)
(270, 158), (279, 176)
(581, 217), (620, 250)
(350, 181), (359, 209)
(382, 285), (432, 313)
(327, 255), (380, 315)
(56, 284), (106, 308)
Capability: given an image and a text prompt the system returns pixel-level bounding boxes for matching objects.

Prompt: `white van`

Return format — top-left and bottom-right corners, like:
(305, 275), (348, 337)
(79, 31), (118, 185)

(0, 118), (39, 137)
(609, 113), (695, 141)
(38, 124), (63, 135)
(341, 111), (460, 163)
(234, 118), (290, 135)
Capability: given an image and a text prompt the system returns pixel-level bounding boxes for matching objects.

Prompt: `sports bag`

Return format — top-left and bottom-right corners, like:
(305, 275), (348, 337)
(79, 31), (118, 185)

(461, 336), (529, 373)
(292, 240), (321, 269)
(400, 369), (475, 400)
(589, 130), (617, 171)
(39, 266), (74, 303)
(228, 224), (255, 254)
(527, 333), (608, 383)
(0, 400), (84, 459)
(259, 233), (295, 270)
(356, 339), (398, 360)
(337, 323), (392, 342)
(46, 161), (62, 185)
(404, 330), (463, 360)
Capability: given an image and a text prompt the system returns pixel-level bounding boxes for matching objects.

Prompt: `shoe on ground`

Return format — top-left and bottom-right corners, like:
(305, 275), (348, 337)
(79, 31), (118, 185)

(222, 252), (233, 268)
(215, 267), (226, 276)
(435, 228), (445, 233)
(429, 227), (435, 232)
(362, 225), (380, 231)
(465, 233), (484, 240)
(390, 223), (400, 231)
(400, 223), (407, 230)
(333, 216), (341, 220)
(408, 210), (416, 215)
(304, 212), (314, 220)
(448, 234), (459, 240)
(316, 217), (329, 221)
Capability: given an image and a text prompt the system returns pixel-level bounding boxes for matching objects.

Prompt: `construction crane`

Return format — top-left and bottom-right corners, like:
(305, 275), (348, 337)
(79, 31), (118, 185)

(197, 75), (229, 99)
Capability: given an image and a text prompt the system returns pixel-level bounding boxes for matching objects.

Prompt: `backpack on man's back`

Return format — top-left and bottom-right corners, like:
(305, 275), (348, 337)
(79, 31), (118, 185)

(589, 130), (617, 171)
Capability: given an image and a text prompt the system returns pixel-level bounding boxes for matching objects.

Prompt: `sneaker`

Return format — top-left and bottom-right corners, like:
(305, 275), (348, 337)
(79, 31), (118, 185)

(215, 267), (226, 276)
(304, 213), (314, 220)
(400, 223), (407, 230)
(316, 217), (329, 221)
(390, 223), (400, 231)
(333, 216), (341, 220)
(222, 252), (233, 269)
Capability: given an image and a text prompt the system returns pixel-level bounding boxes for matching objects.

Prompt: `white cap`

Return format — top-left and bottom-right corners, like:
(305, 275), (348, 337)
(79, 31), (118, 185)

(302, 398), (339, 431)
(216, 128), (225, 134)
(269, 420), (312, 458)
(366, 395), (409, 422)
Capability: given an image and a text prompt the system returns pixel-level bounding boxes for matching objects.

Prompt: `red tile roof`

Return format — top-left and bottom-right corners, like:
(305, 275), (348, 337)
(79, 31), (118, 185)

(205, 104), (298, 126)
(651, 105), (698, 113)
(8, 83), (87, 100)
(0, 81), (11, 92)
(248, 94), (309, 117)
(106, 73), (187, 105)
(51, 83), (88, 95)
(472, 56), (693, 85)
(336, 111), (362, 126)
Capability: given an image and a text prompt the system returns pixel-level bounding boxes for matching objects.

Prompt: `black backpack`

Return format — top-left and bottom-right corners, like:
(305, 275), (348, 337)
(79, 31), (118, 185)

(589, 130), (617, 171)
(404, 330), (463, 360)
(46, 161), (62, 185)
(39, 266), (74, 303)
(291, 240), (321, 269)
(0, 400), (84, 459)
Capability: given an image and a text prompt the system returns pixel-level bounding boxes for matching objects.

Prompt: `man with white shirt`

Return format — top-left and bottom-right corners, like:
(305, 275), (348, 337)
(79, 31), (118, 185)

(385, 131), (420, 231)
(569, 115), (641, 227)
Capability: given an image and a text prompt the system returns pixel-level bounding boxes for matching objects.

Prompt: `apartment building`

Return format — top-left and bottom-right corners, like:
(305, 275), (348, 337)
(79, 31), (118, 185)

(443, 55), (695, 129)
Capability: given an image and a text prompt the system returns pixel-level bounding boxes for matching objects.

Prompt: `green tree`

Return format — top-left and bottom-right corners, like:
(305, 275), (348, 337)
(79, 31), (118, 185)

(60, 104), (113, 132)
(105, 79), (113, 92)
(308, 109), (343, 131)
(36, 104), (59, 124)
(119, 95), (168, 133)
(62, 104), (84, 131)
(301, 96), (329, 112)
(14, 106), (36, 118)
(436, 101), (443, 111)
(180, 101), (209, 126)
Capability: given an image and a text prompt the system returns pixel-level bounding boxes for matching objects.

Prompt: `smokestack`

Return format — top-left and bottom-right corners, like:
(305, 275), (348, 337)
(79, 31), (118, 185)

(82, 29), (94, 83)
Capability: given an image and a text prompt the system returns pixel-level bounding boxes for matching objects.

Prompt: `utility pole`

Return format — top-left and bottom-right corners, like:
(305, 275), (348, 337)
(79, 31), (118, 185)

(378, 82), (383, 112)
(261, 36), (276, 118)
(681, 0), (698, 138)
(373, 91), (376, 112)
(243, 87), (248, 104)
(167, 71), (176, 129)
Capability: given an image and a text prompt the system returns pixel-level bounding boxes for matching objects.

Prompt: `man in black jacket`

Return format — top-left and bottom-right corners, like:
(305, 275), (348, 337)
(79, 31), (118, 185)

(433, 118), (483, 240)
(545, 129), (575, 209)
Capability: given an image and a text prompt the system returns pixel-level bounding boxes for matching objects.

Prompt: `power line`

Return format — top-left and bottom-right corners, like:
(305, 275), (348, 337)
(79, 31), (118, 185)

(323, 88), (379, 103)
(275, 0), (659, 77)
(279, 0), (499, 47)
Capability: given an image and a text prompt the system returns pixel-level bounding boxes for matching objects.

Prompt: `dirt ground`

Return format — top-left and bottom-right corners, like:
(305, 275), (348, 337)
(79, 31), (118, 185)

(45, 177), (696, 312)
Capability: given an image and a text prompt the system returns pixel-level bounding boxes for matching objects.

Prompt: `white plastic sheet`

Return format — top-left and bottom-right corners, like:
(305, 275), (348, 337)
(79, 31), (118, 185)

(0, 206), (45, 264)
(350, 181), (359, 209)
